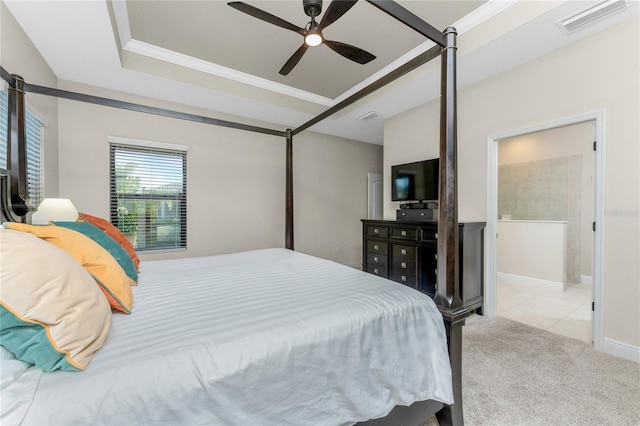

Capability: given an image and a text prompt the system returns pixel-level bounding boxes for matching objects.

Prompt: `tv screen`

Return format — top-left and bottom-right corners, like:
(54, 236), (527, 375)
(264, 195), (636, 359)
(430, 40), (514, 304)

(391, 158), (439, 202)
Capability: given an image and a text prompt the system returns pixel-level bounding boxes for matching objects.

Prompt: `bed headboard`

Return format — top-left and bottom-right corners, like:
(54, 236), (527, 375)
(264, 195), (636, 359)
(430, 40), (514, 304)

(1, 74), (32, 224)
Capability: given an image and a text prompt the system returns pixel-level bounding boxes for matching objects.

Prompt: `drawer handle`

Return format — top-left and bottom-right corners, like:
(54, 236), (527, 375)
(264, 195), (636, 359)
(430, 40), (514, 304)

(401, 275), (407, 282)
(401, 230), (407, 236)
(374, 268), (379, 274)
(434, 254), (438, 260)
(401, 212), (406, 216)
(374, 244), (379, 251)
(373, 256), (379, 262)
(420, 213), (425, 216)
(401, 262), (407, 268)
(374, 228), (379, 234)
(435, 232), (438, 239)
(401, 249), (407, 255)
(435, 268), (438, 275)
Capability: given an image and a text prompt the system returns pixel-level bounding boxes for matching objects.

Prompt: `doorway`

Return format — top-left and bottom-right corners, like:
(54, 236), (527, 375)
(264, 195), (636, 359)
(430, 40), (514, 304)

(368, 172), (383, 220)
(486, 110), (606, 351)
(496, 122), (594, 342)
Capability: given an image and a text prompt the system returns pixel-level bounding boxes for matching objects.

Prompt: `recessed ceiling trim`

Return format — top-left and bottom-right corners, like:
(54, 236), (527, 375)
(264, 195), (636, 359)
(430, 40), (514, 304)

(111, 0), (334, 107)
(111, 0), (132, 49)
(333, 0), (518, 104)
(122, 39), (334, 107)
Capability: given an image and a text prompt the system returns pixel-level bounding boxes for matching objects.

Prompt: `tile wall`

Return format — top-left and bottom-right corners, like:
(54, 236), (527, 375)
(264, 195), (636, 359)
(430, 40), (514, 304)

(498, 156), (582, 283)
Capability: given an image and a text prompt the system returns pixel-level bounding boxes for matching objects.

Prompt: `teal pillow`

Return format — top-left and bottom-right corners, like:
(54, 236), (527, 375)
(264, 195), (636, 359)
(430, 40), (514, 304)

(52, 221), (138, 282)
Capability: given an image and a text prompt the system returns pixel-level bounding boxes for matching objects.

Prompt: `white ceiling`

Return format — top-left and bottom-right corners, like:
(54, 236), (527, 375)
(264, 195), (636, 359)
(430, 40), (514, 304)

(4, 0), (638, 144)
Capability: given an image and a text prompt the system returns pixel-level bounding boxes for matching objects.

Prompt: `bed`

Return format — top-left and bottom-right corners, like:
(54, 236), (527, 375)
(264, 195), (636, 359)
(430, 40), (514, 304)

(1, 1), (470, 424)
(1, 246), (453, 425)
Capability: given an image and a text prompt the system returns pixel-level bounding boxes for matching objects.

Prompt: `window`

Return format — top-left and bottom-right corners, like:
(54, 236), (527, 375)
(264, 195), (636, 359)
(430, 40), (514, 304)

(110, 138), (187, 252)
(0, 90), (45, 207)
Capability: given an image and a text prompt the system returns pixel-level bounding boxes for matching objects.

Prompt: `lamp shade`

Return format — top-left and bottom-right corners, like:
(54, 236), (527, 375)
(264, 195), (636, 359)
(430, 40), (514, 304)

(31, 198), (79, 225)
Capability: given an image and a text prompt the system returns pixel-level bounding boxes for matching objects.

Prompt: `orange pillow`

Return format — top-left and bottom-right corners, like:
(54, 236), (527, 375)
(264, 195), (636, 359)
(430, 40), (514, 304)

(4, 223), (134, 314)
(79, 212), (140, 271)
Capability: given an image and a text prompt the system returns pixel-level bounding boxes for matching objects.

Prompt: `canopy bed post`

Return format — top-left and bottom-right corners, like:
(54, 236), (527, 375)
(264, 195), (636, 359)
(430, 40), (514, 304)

(2, 74), (31, 222)
(434, 27), (469, 426)
(286, 128), (294, 250)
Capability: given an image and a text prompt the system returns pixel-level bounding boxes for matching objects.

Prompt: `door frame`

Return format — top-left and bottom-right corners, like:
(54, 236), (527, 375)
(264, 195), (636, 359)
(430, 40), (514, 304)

(367, 172), (383, 220)
(485, 109), (606, 351)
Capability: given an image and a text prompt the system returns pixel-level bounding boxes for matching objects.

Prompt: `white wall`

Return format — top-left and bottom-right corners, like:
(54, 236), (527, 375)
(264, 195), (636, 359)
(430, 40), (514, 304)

(497, 220), (566, 289)
(1, 2), (59, 196)
(384, 17), (639, 348)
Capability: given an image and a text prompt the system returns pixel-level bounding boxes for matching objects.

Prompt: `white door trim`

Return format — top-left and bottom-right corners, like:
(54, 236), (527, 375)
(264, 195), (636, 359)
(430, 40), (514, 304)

(485, 109), (606, 352)
(368, 173), (383, 220)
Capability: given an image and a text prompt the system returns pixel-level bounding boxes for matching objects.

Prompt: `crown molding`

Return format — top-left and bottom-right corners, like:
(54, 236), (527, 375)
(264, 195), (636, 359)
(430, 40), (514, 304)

(111, 0), (334, 107)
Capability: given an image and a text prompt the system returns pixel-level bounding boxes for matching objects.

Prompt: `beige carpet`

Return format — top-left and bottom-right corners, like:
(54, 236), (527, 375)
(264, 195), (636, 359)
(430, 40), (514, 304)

(423, 315), (640, 426)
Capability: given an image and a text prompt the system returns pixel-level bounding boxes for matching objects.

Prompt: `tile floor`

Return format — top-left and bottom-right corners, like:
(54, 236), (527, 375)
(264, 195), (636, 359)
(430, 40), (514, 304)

(497, 280), (593, 343)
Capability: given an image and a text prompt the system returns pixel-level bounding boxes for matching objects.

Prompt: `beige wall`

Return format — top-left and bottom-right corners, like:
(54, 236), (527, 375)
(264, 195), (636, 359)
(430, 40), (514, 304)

(57, 81), (382, 265)
(1, 0), (382, 267)
(1, 2), (59, 196)
(294, 131), (382, 267)
(384, 17), (639, 348)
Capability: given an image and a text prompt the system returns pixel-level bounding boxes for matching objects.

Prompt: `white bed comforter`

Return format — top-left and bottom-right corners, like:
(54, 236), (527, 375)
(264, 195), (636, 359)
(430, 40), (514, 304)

(1, 249), (453, 425)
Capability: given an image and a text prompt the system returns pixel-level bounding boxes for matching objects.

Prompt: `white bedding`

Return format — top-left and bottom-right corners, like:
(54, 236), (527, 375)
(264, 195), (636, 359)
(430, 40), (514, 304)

(1, 248), (453, 425)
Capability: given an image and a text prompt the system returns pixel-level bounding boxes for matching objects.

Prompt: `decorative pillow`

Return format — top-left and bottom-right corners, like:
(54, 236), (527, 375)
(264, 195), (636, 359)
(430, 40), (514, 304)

(0, 228), (112, 372)
(4, 223), (134, 314)
(78, 212), (140, 271)
(52, 221), (138, 283)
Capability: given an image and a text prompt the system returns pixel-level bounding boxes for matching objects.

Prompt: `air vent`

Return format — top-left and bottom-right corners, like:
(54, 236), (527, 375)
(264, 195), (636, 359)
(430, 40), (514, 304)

(558, 0), (629, 33)
(358, 111), (382, 121)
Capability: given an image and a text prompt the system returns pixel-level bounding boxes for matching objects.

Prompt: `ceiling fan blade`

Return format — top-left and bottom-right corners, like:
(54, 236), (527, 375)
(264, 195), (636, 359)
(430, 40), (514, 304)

(279, 44), (309, 75)
(318, 0), (357, 30)
(324, 40), (376, 64)
(228, 2), (305, 35)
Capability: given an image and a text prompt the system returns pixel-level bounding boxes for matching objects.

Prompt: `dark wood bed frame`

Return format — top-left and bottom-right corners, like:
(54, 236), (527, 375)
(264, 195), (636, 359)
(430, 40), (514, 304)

(0, 2), (469, 424)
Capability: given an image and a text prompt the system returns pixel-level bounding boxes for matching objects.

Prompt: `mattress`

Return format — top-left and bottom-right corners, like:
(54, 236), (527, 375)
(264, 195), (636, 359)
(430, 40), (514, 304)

(1, 248), (453, 425)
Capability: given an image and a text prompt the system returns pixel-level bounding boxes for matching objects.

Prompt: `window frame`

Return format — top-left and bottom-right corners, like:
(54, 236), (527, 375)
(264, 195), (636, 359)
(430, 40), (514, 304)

(109, 137), (188, 253)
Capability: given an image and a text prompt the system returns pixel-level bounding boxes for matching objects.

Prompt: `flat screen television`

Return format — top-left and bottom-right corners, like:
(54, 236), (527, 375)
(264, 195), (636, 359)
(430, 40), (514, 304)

(391, 158), (439, 202)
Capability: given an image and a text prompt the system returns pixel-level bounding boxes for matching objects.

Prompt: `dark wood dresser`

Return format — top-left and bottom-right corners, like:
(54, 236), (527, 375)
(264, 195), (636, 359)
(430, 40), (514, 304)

(362, 219), (485, 313)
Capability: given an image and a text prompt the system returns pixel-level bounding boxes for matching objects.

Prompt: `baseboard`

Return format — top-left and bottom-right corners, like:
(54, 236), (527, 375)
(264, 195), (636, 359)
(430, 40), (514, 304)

(497, 272), (563, 292)
(581, 275), (593, 285)
(603, 338), (640, 363)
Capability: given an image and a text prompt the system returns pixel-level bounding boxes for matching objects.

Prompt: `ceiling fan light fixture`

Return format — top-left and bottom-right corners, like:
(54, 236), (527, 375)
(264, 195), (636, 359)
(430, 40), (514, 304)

(304, 20), (323, 47)
(305, 30), (323, 47)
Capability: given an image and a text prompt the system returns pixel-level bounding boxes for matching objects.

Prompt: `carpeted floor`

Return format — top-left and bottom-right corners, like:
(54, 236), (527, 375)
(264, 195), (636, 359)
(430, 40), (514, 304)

(423, 315), (640, 426)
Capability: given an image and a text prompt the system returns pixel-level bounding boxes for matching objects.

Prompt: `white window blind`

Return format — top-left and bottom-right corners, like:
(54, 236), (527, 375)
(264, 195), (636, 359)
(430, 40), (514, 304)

(0, 90), (44, 207)
(110, 141), (187, 251)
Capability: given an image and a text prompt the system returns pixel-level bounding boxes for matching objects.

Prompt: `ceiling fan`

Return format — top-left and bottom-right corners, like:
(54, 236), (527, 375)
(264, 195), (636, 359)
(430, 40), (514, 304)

(228, 0), (376, 76)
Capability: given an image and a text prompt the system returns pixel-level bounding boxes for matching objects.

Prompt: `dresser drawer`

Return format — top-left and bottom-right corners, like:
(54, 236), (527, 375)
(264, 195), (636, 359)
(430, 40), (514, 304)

(392, 244), (417, 262)
(421, 227), (438, 242)
(367, 253), (388, 268)
(396, 209), (436, 221)
(366, 225), (389, 238)
(366, 240), (388, 255)
(391, 227), (418, 240)
(391, 269), (417, 286)
(366, 264), (388, 277)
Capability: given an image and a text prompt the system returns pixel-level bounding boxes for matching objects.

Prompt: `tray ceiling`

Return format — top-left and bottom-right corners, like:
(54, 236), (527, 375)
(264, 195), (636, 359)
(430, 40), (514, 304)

(4, 0), (638, 143)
